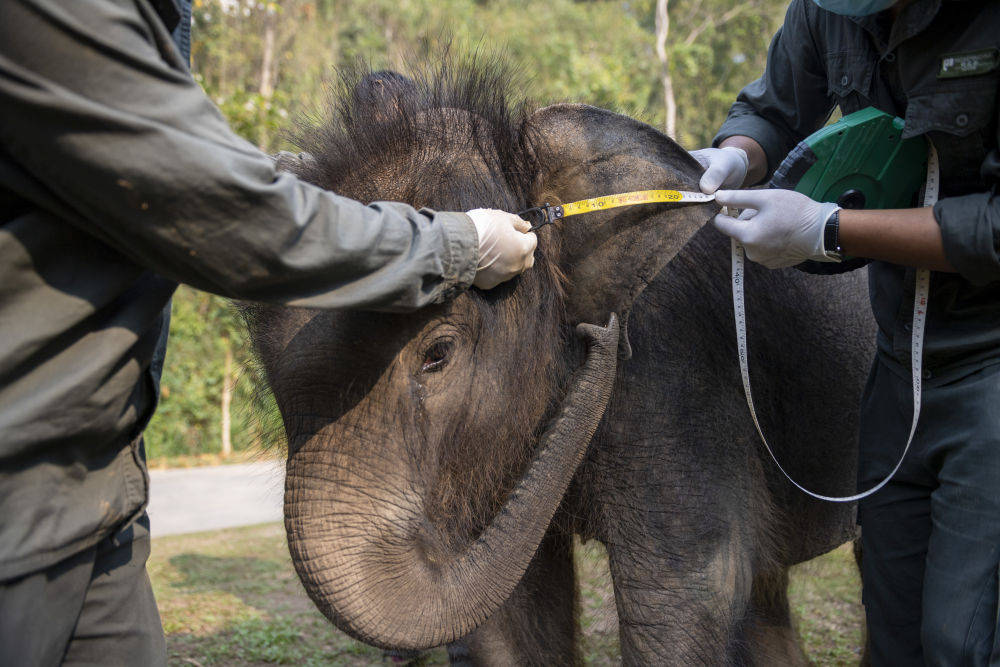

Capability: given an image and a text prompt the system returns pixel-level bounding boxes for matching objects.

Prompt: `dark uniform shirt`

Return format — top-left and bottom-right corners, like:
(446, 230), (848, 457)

(715, 0), (1000, 377)
(0, 0), (479, 581)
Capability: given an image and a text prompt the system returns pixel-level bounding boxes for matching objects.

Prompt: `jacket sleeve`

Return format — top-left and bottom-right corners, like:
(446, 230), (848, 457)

(934, 153), (1000, 285)
(712, 0), (835, 180)
(0, 0), (479, 312)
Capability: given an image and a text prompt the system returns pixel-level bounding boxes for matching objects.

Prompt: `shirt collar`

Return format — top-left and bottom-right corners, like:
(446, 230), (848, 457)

(849, 0), (943, 54)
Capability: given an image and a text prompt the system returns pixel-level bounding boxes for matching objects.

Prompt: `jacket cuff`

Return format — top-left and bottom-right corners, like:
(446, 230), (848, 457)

(934, 193), (1000, 285)
(431, 210), (479, 301)
(713, 103), (795, 182)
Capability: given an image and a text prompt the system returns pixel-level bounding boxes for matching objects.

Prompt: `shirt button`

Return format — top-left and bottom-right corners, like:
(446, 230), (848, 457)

(923, 369), (932, 380)
(955, 113), (969, 127)
(884, 52), (896, 62)
(841, 75), (850, 86)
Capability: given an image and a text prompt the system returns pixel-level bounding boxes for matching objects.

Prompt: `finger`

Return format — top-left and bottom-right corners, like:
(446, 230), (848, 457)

(711, 213), (751, 243)
(510, 214), (532, 233)
(523, 252), (535, 270)
(715, 189), (775, 209)
(699, 165), (727, 195)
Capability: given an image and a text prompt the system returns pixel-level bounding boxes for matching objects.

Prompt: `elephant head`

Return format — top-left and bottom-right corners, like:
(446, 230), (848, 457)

(244, 64), (718, 650)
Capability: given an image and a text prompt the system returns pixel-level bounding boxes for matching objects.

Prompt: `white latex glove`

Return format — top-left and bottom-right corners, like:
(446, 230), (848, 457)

(689, 146), (750, 194)
(467, 209), (538, 289)
(712, 189), (841, 269)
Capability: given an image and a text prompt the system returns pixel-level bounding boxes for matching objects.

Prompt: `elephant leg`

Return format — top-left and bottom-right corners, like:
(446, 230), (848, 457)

(463, 527), (578, 666)
(742, 569), (807, 666)
(606, 533), (758, 666)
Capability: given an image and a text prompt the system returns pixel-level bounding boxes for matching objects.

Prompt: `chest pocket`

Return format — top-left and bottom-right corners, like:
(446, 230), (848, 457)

(904, 77), (998, 195)
(826, 51), (877, 115)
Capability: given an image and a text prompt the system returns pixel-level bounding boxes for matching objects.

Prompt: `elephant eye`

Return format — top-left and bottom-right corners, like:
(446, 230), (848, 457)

(421, 340), (453, 374)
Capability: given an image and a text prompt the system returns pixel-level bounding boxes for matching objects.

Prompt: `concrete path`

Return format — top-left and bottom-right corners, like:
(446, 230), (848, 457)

(147, 460), (285, 537)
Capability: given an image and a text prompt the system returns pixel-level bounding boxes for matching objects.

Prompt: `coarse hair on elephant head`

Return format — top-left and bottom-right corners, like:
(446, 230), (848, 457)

(243, 56), (717, 651)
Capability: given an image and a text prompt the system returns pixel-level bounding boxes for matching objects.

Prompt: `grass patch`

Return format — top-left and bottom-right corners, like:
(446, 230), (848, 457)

(790, 543), (866, 665)
(150, 524), (863, 665)
(150, 524), (446, 666)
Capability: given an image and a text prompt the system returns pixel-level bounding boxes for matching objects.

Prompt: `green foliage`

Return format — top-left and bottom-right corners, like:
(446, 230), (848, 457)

(147, 0), (789, 460)
(188, 0), (788, 151)
(146, 287), (253, 458)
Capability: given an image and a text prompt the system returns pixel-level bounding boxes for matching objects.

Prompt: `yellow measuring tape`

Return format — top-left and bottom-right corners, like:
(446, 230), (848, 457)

(519, 189), (715, 230)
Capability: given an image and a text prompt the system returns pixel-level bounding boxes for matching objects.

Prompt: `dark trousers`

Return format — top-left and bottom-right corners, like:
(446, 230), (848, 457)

(0, 514), (165, 666)
(859, 359), (1000, 666)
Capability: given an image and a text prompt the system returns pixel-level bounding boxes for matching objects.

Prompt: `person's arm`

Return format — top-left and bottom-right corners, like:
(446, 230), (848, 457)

(839, 207), (955, 272)
(0, 0), (530, 312)
(717, 136), (768, 189)
(712, 188), (1000, 275)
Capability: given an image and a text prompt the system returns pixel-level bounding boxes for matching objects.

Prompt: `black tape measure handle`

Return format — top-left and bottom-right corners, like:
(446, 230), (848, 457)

(770, 141), (818, 192)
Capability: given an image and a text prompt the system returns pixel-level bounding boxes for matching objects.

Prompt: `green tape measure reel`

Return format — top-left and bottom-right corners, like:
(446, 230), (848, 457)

(772, 106), (927, 210)
(771, 107), (928, 273)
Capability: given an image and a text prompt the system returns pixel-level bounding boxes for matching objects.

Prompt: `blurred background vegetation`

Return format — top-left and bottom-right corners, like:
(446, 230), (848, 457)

(145, 0), (790, 461)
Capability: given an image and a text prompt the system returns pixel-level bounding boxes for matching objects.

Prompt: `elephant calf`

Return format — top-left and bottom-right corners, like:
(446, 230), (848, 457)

(244, 60), (874, 665)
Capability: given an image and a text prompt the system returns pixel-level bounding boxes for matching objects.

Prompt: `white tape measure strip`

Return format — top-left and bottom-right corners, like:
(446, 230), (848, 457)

(731, 143), (938, 503)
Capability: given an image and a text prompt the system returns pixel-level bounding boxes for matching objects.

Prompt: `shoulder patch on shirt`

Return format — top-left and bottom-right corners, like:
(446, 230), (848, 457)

(938, 48), (999, 79)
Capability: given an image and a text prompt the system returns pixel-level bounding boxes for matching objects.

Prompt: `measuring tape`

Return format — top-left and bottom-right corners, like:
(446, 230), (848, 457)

(731, 143), (938, 503)
(519, 189), (714, 231)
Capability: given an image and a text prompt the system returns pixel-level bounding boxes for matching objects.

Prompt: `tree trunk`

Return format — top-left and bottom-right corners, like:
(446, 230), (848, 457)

(221, 342), (233, 457)
(258, 5), (277, 149)
(655, 0), (677, 139)
(259, 8), (276, 99)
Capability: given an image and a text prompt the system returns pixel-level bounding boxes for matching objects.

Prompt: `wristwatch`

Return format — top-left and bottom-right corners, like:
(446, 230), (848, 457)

(823, 209), (845, 262)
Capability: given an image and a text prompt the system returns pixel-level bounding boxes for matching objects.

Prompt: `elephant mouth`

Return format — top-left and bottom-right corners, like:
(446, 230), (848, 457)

(283, 315), (621, 650)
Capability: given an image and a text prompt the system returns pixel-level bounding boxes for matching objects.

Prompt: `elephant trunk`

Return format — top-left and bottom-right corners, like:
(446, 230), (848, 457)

(284, 316), (620, 650)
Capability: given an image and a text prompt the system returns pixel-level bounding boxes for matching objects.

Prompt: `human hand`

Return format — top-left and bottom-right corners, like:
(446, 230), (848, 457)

(466, 209), (538, 289)
(712, 189), (840, 269)
(689, 146), (750, 194)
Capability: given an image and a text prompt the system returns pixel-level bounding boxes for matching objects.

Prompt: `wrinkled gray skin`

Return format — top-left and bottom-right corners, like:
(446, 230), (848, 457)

(247, 99), (874, 665)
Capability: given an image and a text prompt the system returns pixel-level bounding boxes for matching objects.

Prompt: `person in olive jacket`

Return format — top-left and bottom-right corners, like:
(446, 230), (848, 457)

(0, 1), (536, 664)
(697, 0), (1000, 664)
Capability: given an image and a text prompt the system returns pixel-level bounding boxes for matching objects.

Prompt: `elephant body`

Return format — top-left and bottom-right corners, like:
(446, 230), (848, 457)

(245, 61), (875, 665)
(527, 224), (871, 664)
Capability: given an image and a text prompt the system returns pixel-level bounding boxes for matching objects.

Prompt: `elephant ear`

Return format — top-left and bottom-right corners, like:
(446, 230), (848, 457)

(527, 104), (719, 346)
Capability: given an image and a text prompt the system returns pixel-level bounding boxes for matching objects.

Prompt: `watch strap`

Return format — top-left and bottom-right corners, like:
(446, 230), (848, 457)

(823, 209), (845, 261)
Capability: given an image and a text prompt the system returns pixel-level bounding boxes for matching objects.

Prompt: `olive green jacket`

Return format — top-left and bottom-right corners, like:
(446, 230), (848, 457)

(715, 0), (1000, 377)
(0, 0), (478, 580)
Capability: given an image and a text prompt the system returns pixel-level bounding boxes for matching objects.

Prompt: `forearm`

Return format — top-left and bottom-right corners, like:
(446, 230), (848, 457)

(718, 136), (768, 187)
(839, 207), (956, 272)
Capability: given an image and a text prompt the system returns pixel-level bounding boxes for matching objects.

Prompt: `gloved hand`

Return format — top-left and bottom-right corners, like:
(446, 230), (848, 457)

(689, 146), (750, 194)
(466, 209), (538, 289)
(712, 189), (841, 269)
